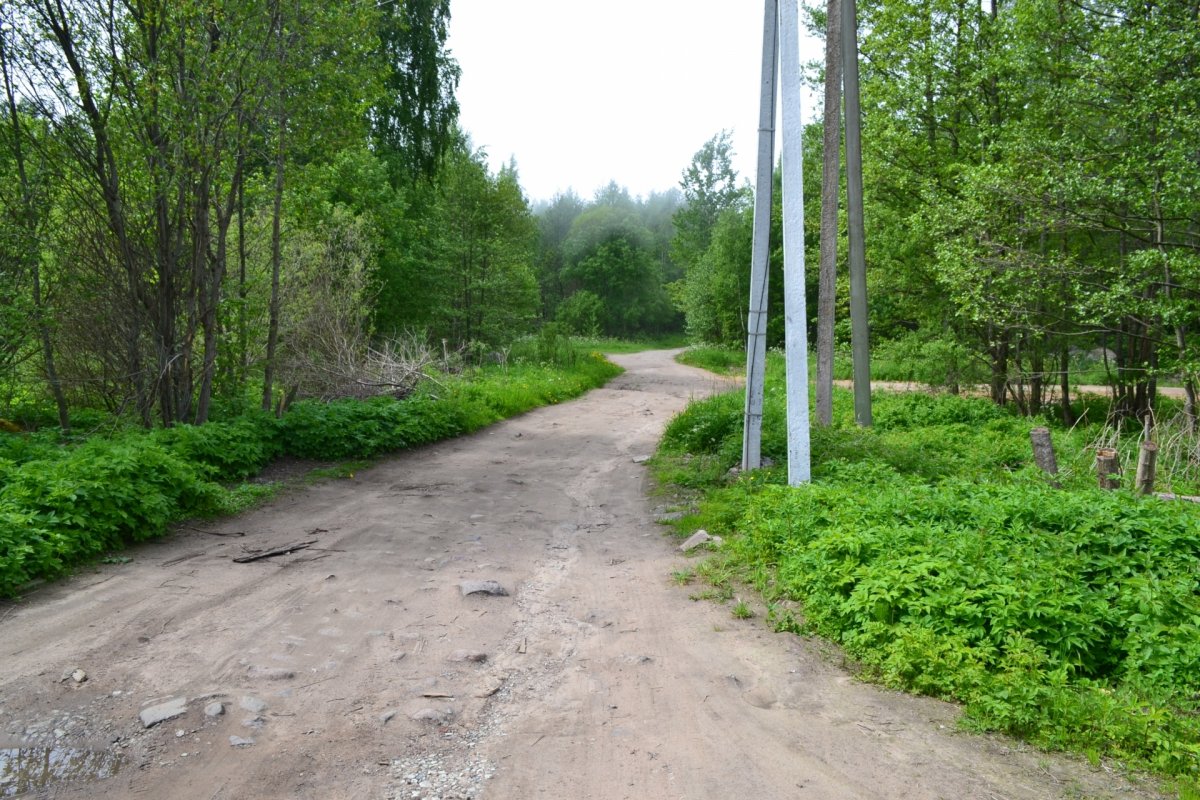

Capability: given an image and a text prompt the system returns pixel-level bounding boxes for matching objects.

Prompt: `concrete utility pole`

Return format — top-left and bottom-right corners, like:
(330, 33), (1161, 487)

(741, 0), (779, 471)
(842, 0), (872, 426)
(779, 0), (811, 485)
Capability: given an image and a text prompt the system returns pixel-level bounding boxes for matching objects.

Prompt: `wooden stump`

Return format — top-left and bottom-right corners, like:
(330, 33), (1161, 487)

(1135, 441), (1158, 495)
(1096, 448), (1121, 490)
(1029, 427), (1060, 487)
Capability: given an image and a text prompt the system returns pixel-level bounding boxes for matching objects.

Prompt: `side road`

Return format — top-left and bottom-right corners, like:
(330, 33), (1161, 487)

(0, 350), (1161, 799)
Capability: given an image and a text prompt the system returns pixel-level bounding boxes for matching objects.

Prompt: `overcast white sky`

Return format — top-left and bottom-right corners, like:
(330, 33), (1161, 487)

(447, 1), (823, 203)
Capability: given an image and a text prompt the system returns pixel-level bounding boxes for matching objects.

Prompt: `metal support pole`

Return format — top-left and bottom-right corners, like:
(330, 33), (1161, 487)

(779, 0), (811, 485)
(842, 0), (872, 427)
(742, 0), (779, 471)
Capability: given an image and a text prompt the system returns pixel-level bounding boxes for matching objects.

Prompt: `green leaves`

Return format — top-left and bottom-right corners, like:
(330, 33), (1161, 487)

(561, 205), (675, 338)
(657, 375), (1200, 777)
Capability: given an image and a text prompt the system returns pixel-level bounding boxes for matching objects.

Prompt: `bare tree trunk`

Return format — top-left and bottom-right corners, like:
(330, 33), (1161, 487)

(196, 162), (239, 425)
(988, 324), (1009, 405)
(815, 0), (842, 427)
(842, 0), (871, 427)
(0, 31), (69, 429)
(237, 147), (249, 388)
(1029, 330), (1044, 417)
(1058, 338), (1074, 426)
(1157, 194), (1197, 434)
(262, 119), (285, 413)
(263, 3), (287, 413)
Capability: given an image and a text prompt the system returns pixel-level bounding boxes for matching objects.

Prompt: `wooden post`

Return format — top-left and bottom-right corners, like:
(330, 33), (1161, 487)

(1029, 427), (1060, 487)
(1096, 448), (1121, 490)
(1135, 441), (1158, 495)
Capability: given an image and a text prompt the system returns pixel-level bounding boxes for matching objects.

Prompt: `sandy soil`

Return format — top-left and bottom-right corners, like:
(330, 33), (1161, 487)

(0, 350), (1165, 800)
(834, 379), (1189, 402)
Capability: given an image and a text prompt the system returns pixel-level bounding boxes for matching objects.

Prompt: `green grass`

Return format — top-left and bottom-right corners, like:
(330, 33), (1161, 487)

(573, 333), (690, 353)
(731, 600), (754, 619)
(676, 346), (745, 375)
(653, 367), (1200, 788)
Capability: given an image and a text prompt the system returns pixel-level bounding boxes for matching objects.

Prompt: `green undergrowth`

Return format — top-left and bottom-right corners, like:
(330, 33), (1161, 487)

(676, 345), (745, 375)
(653, 358), (1200, 789)
(574, 333), (690, 353)
(0, 351), (620, 598)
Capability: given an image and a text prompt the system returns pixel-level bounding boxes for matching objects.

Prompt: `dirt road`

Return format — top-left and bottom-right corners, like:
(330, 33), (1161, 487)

(1, 350), (1160, 799)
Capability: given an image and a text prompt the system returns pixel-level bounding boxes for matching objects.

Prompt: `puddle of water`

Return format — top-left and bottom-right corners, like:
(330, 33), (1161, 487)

(0, 743), (123, 797)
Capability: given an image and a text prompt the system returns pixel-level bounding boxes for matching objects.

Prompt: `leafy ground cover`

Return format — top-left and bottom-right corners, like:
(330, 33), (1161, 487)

(654, 354), (1200, 791)
(676, 345), (745, 375)
(573, 333), (690, 354)
(0, 347), (620, 598)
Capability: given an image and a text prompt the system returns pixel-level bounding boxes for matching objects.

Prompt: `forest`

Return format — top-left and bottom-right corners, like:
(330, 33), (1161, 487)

(0, 0), (1198, 787)
(1, 0), (1195, 431)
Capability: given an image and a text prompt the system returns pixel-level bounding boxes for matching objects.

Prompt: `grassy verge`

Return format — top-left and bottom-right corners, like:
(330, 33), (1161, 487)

(572, 333), (689, 353)
(653, 356), (1200, 791)
(676, 345), (745, 375)
(0, 349), (621, 598)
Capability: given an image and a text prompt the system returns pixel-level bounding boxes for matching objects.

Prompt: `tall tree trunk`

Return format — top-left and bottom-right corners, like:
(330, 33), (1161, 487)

(1029, 332), (1043, 417)
(237, 147), (249, 389)
(0, 32), (69, 429)
(195, 161), (238, 425)
(842, 0), (871, 426)
(263, 4), (287, 413)
(40, 3), (151, 423)
(1058, 338), (1074, 426)
(1155, 179), (1197, 433)
(988, 323), (1009, 405)
(262, 116), (286, 412)
(816, 0), (842, 427)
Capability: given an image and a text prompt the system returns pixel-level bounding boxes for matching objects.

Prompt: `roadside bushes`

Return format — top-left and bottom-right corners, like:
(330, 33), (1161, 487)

(655, 368), (1200, 780)
(0, 352), (621, 597)
(279, 394), (473, 460)
(732, 475), (1200, 776)
(0, 439), (220, 596)
(152, 412), (283, 481)
(279, 353), (621, 459)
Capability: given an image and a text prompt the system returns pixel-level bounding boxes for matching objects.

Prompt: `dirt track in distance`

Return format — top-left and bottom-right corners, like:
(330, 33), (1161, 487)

(0, 350), (1165, 799)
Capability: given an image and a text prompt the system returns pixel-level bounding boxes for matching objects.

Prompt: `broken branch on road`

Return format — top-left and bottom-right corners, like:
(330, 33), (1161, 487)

(233, 540), (318, 563)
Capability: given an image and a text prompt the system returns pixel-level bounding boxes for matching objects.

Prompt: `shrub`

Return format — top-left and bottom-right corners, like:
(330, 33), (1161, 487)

(655, 376), (1200, 779)
(153, 412), (282, 481)
(0, 438), (222, 595)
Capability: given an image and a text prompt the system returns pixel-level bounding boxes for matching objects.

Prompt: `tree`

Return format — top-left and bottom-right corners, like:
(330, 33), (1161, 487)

(816, 0), (842, 426)
(562, 206), (673, 338)
(672, 131), (748, 271)
(534, 191), (586, 320)
(372, 0), (460, 184)
(0, 27), (66, 425)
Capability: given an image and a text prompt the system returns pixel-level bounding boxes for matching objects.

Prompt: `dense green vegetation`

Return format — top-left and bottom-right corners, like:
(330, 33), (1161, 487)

(534, 184), (684, 339)
(654, 357), (1200, 786)
(0, 0), (590, 428)
(668, 0), (1200, 427)
(676, 346), (746, 375)
(0, 342), (619, 597)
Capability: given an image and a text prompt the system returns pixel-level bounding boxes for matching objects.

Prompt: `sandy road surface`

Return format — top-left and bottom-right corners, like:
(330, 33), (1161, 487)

(834, 379), (1189, 402)
(1, 350), (1161, 800)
